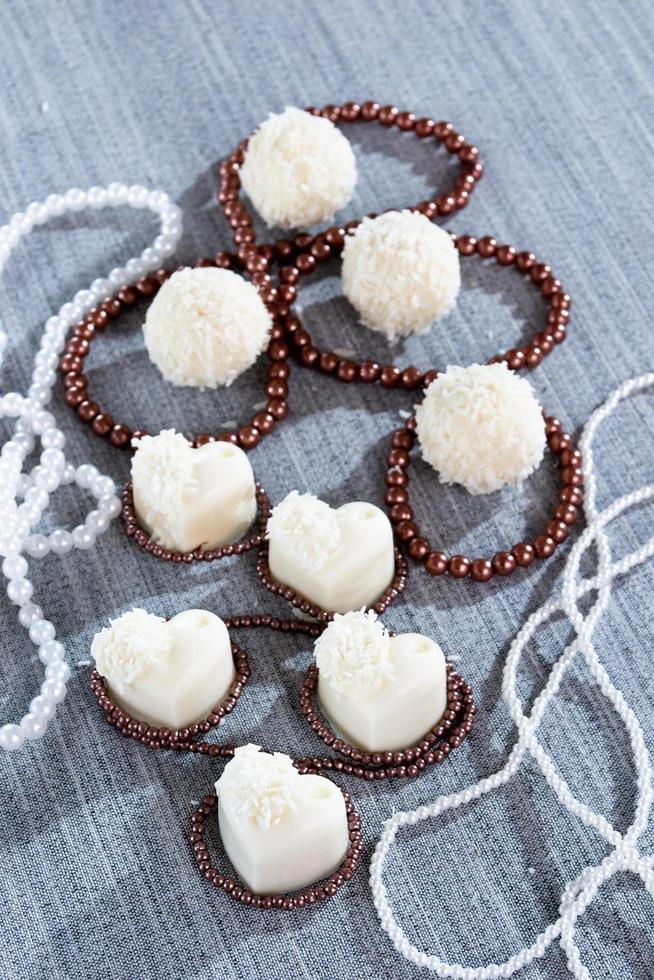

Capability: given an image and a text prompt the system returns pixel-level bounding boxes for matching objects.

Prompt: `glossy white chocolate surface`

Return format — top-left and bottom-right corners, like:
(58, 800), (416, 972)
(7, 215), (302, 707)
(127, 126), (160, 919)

(133, 439), (256, 553)
(107, 610), (235, 729)
(318, 632), (447, 752)
(218, 771), (349, 895)
(268, 500), (394, 613)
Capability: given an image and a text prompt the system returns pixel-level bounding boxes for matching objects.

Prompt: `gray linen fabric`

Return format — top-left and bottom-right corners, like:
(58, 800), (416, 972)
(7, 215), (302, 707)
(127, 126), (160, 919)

(1, 1), (654, 978)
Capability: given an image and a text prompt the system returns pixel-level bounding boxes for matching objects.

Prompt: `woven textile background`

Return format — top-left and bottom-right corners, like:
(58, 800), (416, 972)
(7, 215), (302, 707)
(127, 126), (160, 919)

(1, 1), (653, 978)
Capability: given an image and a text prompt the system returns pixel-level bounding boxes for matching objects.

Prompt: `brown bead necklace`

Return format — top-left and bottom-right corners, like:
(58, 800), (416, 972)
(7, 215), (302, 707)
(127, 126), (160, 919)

(281, 231), (570, 389)
(190, 780), (363, 909)
(59, 260), (291, 452)
(255, 545), (408, 621)
(385, 414), (583, 581)
(120, 481), (272, 564)
(217, 100), (484, 262)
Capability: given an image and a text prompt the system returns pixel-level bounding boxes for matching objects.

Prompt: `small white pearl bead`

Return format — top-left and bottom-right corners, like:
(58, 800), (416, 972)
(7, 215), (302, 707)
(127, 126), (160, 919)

(18, 602), (43, 628)
(38, 640), (65, 665)
(0, 724), (25, 751)
(21, 713), (48, 740)
(29, 619), (55, 645)
(49, 529), (73, 555)
(41, 680), (67, 704)
(90, 474), (114, 498)
(7, 577), (33, 604)
(45, 662), (70, 683)
(2, 555), (27, 578)
(25, 534), (49, 559)
(72, 525), (96, 549)
(60, 463), (76, 485)
(30, 695), (56, 719)
(75, 464), (98, 489)
(103, 497), (122, 519)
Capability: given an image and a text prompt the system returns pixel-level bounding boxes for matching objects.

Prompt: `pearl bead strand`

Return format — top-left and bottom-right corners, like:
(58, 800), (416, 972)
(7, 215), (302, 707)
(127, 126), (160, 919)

(369, 372), (654, 979)
(0, 183), (183, 751)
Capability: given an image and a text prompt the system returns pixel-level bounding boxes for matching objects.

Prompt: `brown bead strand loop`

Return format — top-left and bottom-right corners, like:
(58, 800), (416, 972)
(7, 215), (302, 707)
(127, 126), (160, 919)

(282, 232), (571, 390)
(256, 545), (409, 622)
(120, 481), (272, 564)
(217, 100), (484, 260)
(90, 639), (251, 752)
(385, 414), (583, 581)
(91, 617), (323, 754)
(190, 779), (363, 909)
(298, 662), (475, 780)
(59, 257), (291, 451)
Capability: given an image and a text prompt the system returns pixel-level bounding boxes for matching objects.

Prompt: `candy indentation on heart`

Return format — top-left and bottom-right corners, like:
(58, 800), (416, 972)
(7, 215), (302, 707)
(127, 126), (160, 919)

(91, 608), (235, 730)
(316, 610), (448, 752)
(267, 492), (395, 614)
(132, 429), (257, 553)
(216, 745), (349, 894)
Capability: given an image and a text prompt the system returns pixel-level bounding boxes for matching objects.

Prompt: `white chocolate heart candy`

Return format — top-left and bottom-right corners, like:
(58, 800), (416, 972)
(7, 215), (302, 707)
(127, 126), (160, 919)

(266, 491), (395, 613)
(216, 745), (349, 895)
(315, 610), (447, 752)
(91, 608), (235, 730)
(131, 429), (257, 553)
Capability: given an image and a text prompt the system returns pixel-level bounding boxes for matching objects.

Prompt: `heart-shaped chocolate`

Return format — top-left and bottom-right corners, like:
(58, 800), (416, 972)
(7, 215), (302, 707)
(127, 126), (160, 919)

(217, 745), (349, 894)
(315, 611), (447, 752)
(266, 491), (395, 614)
(132, 430), (257, 553)
(91, 608), (235, 730)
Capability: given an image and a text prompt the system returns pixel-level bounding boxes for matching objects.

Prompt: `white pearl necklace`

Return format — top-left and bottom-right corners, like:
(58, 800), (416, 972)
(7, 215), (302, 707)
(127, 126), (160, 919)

(369, 372), (654, 980)
(0, 183), (183, 751)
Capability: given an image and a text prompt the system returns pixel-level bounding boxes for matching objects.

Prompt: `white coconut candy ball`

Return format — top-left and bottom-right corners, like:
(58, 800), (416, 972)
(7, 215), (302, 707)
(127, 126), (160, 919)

(240, 106), (357, 229)
(341, 210), (460, 341)
(143, 267), (271, 388)
(415, 362), (546, 495)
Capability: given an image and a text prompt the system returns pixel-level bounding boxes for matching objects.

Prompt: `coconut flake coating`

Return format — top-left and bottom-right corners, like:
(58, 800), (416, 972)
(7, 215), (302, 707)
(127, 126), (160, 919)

(266, 490), (341, 571)
(216, 744), (301, 830)
(415, 362), (546, 495)
(341, 210), (460, 340)
(143, 267), (271, 389)
(240, 106), (357, 229)
(91, 608), (170, 691)
(314, 609), (394, 702)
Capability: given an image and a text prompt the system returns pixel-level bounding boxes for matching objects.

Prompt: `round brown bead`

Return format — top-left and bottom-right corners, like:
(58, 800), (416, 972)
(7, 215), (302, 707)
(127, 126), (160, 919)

(492, 552), (517, 576)
(448, 555), (471, 578)
(512, 543), (536, 567)
(471, 559), (493, 582)
(534, 535), (556, 559)
(425, 551), (448, 576)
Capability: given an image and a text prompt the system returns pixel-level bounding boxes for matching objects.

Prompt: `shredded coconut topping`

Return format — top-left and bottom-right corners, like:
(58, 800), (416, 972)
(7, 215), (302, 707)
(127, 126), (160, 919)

(240, 106), (357, 229)
(415, 362), (546, 495)
(91, 608), (170, 690)
(341, 210), (460, 340)
(266, 490), (341, 571)
(143, 267), (271, 389)
(315, 609), (394, 701)
(217, 744), (300, 829)
(131, 429), (196, 546)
